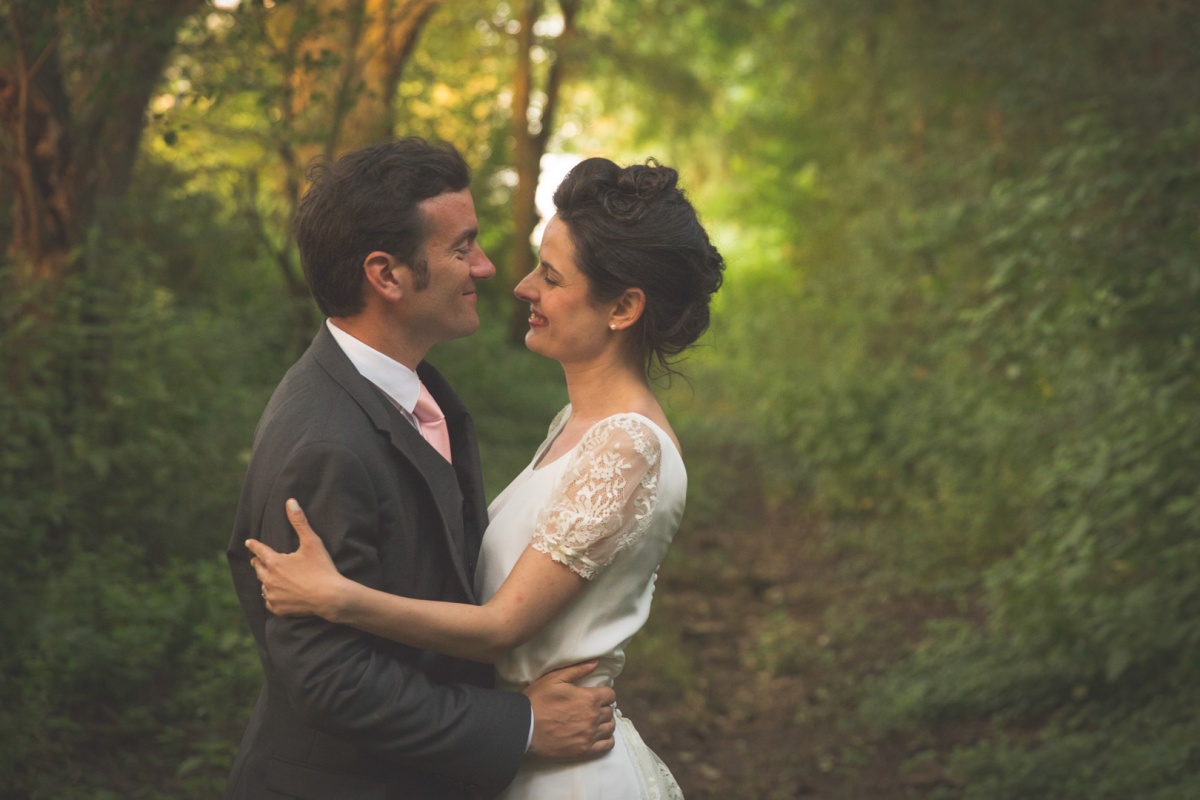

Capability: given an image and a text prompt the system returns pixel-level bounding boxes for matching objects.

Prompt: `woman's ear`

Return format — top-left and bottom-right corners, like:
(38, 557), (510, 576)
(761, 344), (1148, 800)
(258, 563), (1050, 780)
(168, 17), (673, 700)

(609, 287), (646, 331)
(362, 250), (405, 301)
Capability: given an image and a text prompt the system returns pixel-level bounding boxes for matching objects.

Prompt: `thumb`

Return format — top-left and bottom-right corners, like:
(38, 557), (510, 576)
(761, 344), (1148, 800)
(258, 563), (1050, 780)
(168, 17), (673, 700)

(286, 498), (321, 549)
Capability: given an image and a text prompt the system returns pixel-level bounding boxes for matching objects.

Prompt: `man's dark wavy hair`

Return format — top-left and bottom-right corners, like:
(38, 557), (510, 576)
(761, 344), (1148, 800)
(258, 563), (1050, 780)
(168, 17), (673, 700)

(294, 137), (470, 318)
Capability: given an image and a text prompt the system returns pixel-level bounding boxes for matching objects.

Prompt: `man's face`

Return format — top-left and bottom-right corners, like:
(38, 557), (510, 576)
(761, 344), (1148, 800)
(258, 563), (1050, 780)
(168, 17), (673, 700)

(399, 189), (495, 348)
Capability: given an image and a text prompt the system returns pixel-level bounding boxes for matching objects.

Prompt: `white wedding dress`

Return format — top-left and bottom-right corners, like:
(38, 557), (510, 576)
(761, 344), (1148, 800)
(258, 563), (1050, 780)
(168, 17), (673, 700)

(476, 406), (687, 800)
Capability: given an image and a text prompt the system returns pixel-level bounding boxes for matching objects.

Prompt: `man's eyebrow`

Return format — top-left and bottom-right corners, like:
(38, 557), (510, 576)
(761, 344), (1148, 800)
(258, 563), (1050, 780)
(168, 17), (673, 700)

(451, 228), (478, 248)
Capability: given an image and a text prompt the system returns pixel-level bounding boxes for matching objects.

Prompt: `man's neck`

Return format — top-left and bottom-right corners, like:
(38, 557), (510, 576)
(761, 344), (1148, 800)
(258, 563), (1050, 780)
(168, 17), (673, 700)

(329, 315), (426, 370)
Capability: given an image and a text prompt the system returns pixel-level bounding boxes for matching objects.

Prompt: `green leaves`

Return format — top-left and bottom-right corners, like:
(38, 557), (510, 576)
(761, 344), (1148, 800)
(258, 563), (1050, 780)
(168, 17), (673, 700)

(641, 2), (1200, 795)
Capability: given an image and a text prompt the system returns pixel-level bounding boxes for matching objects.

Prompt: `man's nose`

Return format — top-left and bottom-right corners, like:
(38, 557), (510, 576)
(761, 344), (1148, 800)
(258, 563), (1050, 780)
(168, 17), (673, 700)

(471, 248), (496, 279)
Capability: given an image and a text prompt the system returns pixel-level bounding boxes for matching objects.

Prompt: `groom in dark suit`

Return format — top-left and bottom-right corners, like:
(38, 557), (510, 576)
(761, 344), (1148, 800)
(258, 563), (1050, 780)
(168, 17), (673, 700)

(225, 138), (616, 800)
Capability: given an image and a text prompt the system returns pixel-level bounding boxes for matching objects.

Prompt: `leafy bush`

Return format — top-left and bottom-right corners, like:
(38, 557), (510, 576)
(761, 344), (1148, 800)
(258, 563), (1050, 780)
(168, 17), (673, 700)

(429, 315), (568, 494)
(9, 550), (258, 799)
(937, 683), (1200, 800)
(0, 162), (291, 796)
(663, 3), (1200, 796)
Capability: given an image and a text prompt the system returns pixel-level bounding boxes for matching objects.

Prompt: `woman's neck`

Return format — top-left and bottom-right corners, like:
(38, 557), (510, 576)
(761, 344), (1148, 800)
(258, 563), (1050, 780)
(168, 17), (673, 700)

(562, 355), (652, 423)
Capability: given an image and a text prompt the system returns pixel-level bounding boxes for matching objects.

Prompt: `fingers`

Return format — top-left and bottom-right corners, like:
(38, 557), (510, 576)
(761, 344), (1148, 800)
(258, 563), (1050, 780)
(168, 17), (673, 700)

(244, 538), (274, 560)
(589, 735), (616, 756)
(246, 542), (271, 583)
(244, 499), (315, 563)
(591, 719), (617, 754)
(590, 702), (616, 755)
(549, 659), (600, 684)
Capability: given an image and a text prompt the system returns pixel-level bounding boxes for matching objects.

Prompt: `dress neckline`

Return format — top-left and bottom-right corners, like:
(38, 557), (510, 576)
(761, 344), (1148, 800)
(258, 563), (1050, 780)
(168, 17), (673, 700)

(530, 405), (681, 473)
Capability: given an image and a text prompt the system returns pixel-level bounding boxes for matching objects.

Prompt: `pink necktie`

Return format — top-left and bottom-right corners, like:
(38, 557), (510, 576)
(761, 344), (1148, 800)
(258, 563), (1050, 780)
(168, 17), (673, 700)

(413, 383), (453, 463)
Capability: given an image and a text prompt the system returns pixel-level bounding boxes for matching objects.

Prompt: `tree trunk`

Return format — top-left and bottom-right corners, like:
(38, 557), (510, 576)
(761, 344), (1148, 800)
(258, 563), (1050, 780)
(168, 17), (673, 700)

(335, 0), (441, 151)
(506, 0), (579, 344)
(0, 25), (74, 295)
(0, 0), (204, 297)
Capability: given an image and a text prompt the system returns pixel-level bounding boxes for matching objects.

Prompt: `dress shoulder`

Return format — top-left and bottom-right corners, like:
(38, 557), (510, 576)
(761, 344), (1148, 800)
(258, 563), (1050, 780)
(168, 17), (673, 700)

(545, 405), (572, 438)
(577, 414), (664, 461)
(530, 413), (665, 580)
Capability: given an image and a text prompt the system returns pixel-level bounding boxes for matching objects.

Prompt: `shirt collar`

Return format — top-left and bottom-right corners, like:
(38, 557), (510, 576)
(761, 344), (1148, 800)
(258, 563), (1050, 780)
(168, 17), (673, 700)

(325, 319), (420, 415)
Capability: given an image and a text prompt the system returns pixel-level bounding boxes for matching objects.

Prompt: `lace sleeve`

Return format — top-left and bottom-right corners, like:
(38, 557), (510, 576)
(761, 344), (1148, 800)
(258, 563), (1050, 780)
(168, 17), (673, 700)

(530, 416), (663, 580)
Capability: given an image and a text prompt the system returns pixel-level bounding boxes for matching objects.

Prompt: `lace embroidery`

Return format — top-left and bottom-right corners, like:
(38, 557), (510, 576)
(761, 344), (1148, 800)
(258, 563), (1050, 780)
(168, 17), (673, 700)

(615, 711), (685, 800)
(531, 415), (662, 580)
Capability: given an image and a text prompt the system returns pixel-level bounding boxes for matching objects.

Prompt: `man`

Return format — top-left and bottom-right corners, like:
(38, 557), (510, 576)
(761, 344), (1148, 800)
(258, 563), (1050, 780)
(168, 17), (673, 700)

(225, 138), (616, 799)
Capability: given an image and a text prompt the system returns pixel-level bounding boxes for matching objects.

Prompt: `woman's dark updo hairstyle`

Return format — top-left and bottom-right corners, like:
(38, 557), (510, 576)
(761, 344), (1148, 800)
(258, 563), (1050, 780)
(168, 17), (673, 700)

(552, 157), (725, 375)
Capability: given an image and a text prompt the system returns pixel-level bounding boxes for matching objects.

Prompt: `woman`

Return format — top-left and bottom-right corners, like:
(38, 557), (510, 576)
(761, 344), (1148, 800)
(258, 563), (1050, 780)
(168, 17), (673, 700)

(248, 157), (724, 799)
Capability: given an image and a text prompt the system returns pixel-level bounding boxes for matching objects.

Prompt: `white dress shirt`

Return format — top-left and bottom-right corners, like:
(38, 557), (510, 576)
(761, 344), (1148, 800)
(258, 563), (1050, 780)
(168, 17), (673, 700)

(326, 320), (421, 426)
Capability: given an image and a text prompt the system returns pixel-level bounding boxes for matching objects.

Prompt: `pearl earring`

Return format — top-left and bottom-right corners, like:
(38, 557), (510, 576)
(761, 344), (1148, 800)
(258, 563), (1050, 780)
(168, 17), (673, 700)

(610, 323), (618, 331)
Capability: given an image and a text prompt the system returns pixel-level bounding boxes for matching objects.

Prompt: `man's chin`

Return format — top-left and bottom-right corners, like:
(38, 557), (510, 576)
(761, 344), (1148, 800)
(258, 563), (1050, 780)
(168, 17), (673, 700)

(445, 317), (481, 341)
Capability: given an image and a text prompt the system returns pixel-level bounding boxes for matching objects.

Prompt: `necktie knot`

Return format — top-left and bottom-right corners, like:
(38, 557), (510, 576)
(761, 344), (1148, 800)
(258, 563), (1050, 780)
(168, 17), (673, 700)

(413, 383), (445, 424)
(414, 383), (452, 463)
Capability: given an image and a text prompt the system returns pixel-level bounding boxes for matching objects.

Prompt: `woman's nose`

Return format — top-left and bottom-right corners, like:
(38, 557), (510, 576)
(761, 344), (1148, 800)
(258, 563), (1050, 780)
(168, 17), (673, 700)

(513, 271), (535, 300)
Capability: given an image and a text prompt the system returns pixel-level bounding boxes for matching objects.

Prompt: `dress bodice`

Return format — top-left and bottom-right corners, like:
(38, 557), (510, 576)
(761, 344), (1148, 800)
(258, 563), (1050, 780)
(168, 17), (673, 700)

(475, 405), (687, 690)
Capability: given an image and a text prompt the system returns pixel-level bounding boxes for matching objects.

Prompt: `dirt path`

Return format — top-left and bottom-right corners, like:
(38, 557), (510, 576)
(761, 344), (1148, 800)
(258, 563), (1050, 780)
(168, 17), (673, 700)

(619, 507), (965, 799)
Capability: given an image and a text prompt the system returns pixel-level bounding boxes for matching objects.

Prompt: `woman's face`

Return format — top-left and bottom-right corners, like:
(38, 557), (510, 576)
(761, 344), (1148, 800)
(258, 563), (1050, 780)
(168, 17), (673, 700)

(514, 215), (617, 365)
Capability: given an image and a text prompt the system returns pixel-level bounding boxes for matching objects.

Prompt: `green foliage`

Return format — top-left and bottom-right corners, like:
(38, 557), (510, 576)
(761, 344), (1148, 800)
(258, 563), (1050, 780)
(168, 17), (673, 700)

(888, 671), (1200, 800)
(623, 581), (700, 693)
(4, 0), (1199, 796)
(8, 549), (257, 799)
(430, 310), (569, 494)
(646, 1), (1200, 796)
(744, 610), (831, 678)
(934, 683), (1200, 800)
(0, 157), (290, 795)
(669, 406), (767, 529)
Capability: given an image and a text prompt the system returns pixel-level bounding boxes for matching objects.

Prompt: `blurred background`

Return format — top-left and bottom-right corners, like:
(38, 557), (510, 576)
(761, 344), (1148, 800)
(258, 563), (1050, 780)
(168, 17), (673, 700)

(2, 1), (1198, 797)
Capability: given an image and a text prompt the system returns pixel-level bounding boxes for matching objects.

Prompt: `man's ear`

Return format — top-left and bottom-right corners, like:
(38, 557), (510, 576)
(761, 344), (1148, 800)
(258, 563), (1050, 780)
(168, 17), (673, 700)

(362, 250), (405, 301)
(609, 287), (646, 331)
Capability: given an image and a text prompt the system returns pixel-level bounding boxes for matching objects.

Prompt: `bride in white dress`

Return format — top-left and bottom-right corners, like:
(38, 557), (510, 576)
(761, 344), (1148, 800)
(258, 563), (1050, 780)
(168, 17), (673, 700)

(248, 157), (724, 799)
(481, 406), (686, 800)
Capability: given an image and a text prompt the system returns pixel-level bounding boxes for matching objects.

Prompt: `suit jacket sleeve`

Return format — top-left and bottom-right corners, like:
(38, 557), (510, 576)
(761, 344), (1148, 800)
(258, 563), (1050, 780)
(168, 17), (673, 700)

(252, 437), (530, 793)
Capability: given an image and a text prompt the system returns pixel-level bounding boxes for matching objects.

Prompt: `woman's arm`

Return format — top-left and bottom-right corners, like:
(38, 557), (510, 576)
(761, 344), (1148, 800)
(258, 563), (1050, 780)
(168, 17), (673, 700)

(248, 499), (585, 664)
(249, 418), (661, 665)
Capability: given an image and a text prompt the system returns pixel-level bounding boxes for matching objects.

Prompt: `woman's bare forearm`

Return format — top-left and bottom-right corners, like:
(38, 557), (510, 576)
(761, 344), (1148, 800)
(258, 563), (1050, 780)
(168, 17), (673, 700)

(333, 581), (513, 663)
(329, 546), (585, 664)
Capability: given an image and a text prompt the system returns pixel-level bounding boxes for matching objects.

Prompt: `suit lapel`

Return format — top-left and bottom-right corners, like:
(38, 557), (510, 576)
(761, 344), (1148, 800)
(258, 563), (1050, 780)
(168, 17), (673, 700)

(310, 326), (478, 602)
(419, 362), (490, 573)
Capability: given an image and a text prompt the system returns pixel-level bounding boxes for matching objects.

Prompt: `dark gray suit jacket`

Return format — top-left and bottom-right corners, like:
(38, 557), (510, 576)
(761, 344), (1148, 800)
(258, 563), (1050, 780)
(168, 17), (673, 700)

(225, 325), (529, 800)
